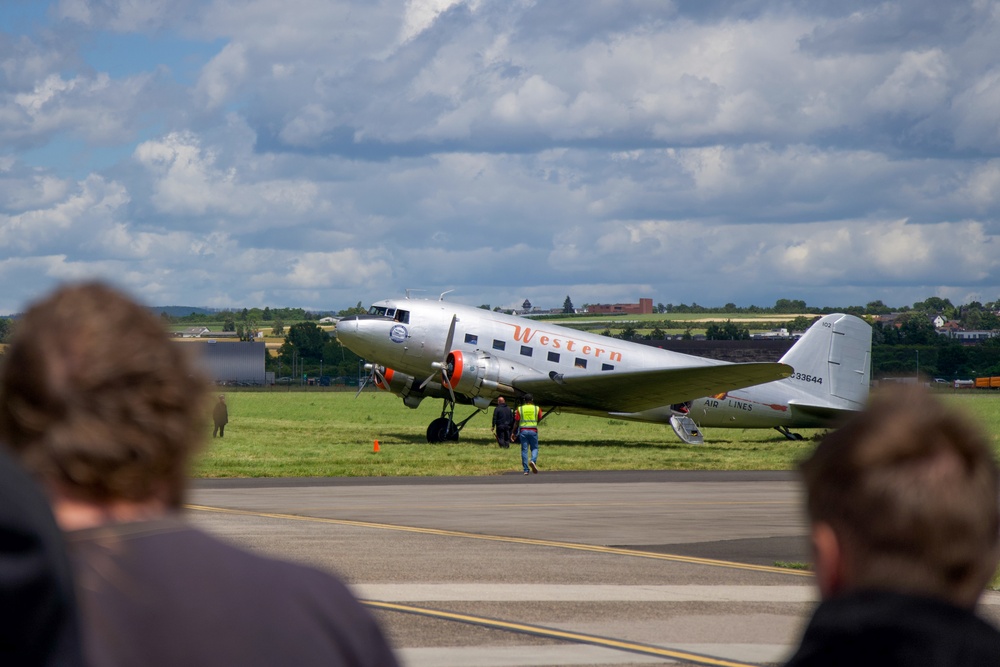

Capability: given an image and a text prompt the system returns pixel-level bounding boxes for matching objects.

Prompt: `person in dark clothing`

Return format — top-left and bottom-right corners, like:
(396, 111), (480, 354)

(491, 397), (514, 448)
(213, 394), (228, 437)
(784, 386), (1000, 666)
(0, 447), (84, 667)
(0, 282), (399, 667)
(786, 589), (1000, 667)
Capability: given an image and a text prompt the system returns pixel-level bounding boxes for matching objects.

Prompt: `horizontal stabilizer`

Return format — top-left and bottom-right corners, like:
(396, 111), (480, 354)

(786, 400), (859, 427)
(514, 362), (792, 413)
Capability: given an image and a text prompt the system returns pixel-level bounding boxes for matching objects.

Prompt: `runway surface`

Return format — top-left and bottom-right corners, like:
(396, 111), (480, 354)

(187, 470), (1000, 666)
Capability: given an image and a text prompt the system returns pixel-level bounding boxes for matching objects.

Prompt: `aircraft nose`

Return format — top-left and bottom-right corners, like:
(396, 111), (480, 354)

(333, 315), (380, 353)
(336, 315), (360, 328)
(333, 316), (357, 342)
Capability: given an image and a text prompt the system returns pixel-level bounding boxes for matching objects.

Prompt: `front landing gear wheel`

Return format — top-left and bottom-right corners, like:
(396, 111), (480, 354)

(426, 417), (459, 443)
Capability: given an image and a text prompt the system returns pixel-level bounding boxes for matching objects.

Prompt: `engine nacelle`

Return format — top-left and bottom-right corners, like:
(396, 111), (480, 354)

(373, 367), (425, 408)
(445, 350), (540, 401)
(374, 366), (474, 408)
(373, 367), (394, 391)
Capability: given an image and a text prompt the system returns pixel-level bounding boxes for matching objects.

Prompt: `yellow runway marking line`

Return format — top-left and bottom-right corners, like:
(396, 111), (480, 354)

(187, 504), (811, 577)
(262, 500), (797, 511)
(364, 600), (759, 667)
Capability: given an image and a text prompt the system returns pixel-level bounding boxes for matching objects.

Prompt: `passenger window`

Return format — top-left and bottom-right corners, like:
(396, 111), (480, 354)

(493, 340), (506, 351)
(520, 346), (533, 357)
(547, 352), (560, 363)
(465, 333), (478, 345)
(395, 310), (409, 324)
(602, 363), (614, 371)
(575, 358), (587, 369)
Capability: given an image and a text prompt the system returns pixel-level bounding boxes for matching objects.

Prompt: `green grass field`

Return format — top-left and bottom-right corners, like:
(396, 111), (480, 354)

(194, 389), (1000, 478)
(537, 311), (811, 337)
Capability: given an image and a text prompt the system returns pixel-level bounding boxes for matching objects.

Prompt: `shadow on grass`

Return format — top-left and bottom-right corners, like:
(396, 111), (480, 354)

(379, 431), (497, 447)
(371, 431), (448, 445)
(542, 440), (686, 450)
(360, 430), (810, 452)
(540, 436), (799, 449)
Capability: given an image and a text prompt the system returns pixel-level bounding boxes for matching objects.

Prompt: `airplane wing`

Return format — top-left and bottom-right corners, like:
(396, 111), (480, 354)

(512, 362), (792, 413)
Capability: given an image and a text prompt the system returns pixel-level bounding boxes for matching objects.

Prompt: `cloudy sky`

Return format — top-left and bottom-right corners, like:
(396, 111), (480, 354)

(2, 0), (999, 315)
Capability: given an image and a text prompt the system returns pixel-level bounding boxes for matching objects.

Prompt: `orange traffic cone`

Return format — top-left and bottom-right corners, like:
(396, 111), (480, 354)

(373, 439), (380, 452)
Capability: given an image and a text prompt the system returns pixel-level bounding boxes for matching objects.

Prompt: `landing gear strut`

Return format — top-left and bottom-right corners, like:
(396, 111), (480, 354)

(776, 426), (804, 441)
(425, 399), (484, 443)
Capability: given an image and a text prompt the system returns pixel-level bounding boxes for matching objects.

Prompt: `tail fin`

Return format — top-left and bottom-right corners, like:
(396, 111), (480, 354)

(780, 314), (872, 407)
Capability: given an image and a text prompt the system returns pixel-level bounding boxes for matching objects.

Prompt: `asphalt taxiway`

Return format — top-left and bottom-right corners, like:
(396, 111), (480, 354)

(187, 470), (1000, 666)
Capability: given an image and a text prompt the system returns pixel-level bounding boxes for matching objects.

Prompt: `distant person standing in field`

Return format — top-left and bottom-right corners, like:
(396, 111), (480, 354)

(0, 282), (400, 667)
(492, 397), (513, 449)
(213, 394), (228, 437)
(785, 387), (1000, 666)
(515, 394), (542, 474)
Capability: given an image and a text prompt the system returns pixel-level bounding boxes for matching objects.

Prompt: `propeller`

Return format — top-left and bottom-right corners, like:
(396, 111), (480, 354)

(419, 315), (458, 404)
(355, 363), (388, 397)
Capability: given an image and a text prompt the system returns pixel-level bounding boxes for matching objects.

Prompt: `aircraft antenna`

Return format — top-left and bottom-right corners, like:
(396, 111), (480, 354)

(438, 289), (455, 301)
(404, 289), (425, 300)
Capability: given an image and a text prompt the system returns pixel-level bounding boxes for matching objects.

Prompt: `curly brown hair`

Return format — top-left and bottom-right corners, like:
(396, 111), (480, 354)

(0, 282), (209, 507)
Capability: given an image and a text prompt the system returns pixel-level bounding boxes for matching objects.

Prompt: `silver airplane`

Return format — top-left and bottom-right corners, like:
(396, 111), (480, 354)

(335, 294), (818, 443)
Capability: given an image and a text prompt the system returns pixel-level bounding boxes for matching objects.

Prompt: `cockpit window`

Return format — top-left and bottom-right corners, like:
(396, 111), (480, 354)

(366, 306), (408, 323)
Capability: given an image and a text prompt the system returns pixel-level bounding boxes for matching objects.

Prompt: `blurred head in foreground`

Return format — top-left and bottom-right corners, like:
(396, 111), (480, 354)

(799, 386), (1000, 608)
(0, 282), (208, 511)
(0, 283), (402, 667)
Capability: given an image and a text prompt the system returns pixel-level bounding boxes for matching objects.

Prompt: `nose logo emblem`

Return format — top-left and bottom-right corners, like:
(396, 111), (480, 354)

(389, 325), (408, 343)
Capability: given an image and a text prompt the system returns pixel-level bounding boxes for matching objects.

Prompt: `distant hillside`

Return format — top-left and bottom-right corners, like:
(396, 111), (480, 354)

(152, 306), (216, 317)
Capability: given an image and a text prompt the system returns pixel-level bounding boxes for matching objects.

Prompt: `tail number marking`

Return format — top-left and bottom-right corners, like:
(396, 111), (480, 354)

(791, 373), (823, 384)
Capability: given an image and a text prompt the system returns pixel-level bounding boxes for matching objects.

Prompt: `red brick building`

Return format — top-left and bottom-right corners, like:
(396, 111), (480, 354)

(587, 298), (653, 315)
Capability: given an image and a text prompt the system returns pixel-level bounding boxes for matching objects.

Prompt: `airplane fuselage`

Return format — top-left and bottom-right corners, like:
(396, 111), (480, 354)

(337, 298), (731, 390)
(616, 381), (831, 428)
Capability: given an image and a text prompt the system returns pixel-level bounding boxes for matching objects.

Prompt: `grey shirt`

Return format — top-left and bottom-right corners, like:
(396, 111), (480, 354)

(67, 517), (399, 667)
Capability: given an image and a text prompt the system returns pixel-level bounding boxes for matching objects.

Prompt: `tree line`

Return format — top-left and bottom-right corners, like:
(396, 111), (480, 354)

(5, 296), (1000, 381)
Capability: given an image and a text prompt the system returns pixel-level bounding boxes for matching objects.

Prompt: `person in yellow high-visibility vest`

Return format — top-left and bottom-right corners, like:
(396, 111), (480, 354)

(515, 394), (542, 474)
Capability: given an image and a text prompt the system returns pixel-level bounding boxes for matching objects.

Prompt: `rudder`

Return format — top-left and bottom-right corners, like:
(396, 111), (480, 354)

(780, 314), (872, 407)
